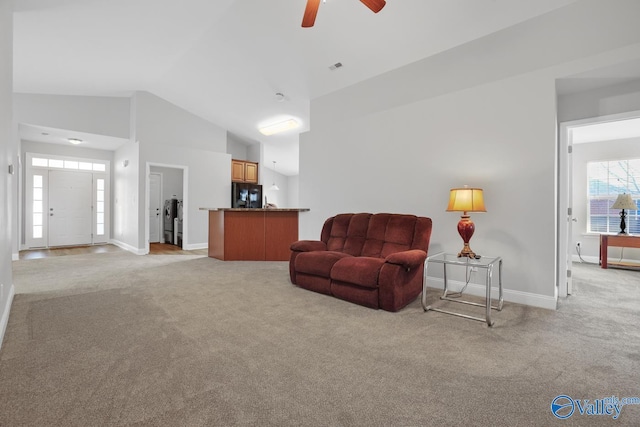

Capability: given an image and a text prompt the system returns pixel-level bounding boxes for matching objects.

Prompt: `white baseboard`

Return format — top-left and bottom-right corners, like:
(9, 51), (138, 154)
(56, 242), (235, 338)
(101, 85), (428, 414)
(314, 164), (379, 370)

(571, 254), (599, 264)
(571, 254), (640, 265)
(0, 284), (15, 351)
(110, 239), (146, 255)
(183, 242), (207, 251)
(426, 277), (557, 310)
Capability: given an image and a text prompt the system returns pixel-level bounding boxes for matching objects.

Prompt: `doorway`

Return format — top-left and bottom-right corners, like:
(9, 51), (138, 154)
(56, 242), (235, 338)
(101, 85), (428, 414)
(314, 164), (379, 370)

(146, 163), (187, 254)
(24, 153), (110, 249)
(558, 111), (640, 297)
(48, 170), (93, 246)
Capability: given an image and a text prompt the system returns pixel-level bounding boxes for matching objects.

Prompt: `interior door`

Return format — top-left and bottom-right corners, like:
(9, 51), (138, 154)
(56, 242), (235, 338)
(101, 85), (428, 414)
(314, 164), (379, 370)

(566, 138), (574, 295)
(558, 123), (573, 298)
(149, 173), (161, 243)
(48, 170), (92, 247)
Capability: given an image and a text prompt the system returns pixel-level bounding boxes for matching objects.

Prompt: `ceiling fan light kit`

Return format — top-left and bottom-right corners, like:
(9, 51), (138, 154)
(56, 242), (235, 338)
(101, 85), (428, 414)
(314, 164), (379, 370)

(302, 0), (386, 28)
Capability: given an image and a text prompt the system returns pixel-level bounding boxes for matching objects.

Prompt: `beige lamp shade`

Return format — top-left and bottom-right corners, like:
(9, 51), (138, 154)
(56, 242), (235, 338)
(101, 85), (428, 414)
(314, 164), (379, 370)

(446, 187), (487, 213)
(611, 193), (638, 210)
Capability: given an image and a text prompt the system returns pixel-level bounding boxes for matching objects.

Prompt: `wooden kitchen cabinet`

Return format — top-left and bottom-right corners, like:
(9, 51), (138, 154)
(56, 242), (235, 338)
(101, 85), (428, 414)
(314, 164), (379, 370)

(231, 159), (258, 183)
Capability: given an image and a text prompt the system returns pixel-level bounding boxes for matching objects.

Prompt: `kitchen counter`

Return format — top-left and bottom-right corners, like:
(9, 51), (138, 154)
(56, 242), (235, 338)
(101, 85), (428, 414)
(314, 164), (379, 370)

(200, 208), (310, 212)
(201, 207), (309, 261)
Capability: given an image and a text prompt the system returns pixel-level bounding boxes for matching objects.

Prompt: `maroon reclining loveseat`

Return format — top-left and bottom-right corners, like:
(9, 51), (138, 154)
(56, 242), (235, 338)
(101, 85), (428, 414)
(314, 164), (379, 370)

(289, 213), (432, 312)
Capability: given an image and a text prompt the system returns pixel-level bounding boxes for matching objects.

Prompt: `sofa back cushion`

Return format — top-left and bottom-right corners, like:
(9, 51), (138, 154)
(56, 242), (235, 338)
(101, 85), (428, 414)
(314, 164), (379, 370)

(323, 213), (371, 256)
(321, 213), (432, 258)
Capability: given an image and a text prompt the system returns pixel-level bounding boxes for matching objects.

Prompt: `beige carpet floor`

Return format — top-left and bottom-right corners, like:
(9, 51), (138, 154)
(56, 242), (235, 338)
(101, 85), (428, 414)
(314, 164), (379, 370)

(1, 252), (639, 426)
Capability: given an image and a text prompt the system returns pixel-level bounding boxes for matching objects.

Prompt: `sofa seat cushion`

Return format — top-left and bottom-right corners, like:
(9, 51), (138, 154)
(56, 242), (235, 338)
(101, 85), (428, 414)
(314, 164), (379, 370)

(295, 251), (352, 277)
(331, 257), (386, 289)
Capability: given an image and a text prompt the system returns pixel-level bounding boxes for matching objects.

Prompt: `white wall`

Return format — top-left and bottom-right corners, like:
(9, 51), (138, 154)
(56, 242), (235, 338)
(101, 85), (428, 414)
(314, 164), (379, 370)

(21, 140), (114, 162)
(288, 175), (300, 208)
(247, 143), (261, 164)
(13, 93), (130, 139)
(300, 0), (640, 309)
(558, 79), (640, 123)
(150, 166), (183, 202)
(0, 0), (14, 349)
(134, 92), (227, 153)
(226, 132), (250, 160)
(134, 92), (230, 250)
(572, 138), (640, 261)
(112, 140), (140, 252)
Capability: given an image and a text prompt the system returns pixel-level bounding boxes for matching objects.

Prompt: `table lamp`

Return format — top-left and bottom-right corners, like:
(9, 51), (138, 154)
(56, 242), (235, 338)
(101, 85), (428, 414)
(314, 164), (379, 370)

(611, 193), (638, 235)
(447, 186), (486, 258)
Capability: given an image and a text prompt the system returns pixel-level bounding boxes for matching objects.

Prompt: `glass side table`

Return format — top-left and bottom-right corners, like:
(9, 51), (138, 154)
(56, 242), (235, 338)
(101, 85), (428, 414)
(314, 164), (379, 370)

(422, 252), (503, 326)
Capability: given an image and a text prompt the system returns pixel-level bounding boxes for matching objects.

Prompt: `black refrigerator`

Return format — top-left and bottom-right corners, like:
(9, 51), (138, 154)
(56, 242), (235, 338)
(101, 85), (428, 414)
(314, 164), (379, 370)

(232, 183), (263, 208)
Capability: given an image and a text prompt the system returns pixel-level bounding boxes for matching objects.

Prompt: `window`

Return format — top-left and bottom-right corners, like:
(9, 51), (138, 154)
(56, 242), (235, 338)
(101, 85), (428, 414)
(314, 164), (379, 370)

(33, 175), (43, 239)
(30, 156), (107, 172)
(587, 159), (640, 234)
(96, 178), (105, 236)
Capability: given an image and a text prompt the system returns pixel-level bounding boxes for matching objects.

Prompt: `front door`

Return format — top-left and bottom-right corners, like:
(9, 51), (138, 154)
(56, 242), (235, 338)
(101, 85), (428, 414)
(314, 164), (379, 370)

(48, 170), (92, 247)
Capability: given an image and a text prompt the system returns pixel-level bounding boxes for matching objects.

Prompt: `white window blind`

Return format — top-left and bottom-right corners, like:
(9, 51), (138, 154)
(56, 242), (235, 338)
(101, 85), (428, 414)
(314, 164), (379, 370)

(587, 159), (640, 234)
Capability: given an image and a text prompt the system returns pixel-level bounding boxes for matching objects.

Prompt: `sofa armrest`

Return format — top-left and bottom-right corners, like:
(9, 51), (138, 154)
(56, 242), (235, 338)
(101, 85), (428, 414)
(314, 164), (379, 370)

(290, 240), (327, 252)
(385, 249), (427, 270)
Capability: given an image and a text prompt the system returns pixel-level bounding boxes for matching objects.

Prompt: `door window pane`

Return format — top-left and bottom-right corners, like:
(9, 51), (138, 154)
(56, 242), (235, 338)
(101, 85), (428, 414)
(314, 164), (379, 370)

(32, 174), (44, 239)
(96, 178), (105, 236)
(49, 159), (64, 168)
(64, 160), (79, 169)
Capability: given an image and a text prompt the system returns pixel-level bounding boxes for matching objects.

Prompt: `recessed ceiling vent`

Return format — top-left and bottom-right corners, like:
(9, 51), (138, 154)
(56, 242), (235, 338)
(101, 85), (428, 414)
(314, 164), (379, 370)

(329, 62), (343, 71)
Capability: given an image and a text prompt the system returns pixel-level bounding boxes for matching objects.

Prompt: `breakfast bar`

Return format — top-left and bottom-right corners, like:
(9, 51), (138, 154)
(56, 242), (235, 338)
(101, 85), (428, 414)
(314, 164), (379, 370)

(201, 208), (309, 261)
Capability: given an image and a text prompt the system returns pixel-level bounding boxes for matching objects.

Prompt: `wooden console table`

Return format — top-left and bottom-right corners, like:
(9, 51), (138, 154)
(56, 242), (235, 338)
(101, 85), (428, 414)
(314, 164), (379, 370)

(202, 208), (309, 261)
(600, 234), (640, 269)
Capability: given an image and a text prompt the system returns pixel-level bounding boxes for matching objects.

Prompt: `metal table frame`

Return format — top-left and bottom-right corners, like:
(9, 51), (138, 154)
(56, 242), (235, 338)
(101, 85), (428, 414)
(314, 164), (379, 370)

(421, 252), (503, 326)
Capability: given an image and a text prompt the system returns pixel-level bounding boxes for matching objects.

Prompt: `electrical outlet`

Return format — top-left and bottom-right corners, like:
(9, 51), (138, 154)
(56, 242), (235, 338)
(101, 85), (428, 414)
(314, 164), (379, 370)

(577, 241), (581, 247)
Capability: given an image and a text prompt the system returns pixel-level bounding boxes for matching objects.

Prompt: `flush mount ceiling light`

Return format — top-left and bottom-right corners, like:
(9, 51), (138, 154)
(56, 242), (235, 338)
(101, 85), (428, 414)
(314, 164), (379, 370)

(259, 118), (299, 136)
(68, 138), (83, 145)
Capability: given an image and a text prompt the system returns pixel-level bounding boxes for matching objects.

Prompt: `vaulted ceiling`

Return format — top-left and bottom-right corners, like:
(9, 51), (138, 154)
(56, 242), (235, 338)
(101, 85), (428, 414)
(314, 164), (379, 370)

(13, 0), (580, 175)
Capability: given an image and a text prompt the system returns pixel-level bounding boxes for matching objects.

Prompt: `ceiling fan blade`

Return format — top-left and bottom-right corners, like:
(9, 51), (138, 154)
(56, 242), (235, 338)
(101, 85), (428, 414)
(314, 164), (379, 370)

(302, 0), (321, 27)
(360, 0), (386, 13)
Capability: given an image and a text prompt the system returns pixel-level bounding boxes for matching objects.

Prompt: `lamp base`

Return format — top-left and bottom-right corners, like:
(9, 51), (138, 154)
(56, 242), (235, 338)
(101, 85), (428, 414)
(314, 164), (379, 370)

(618, 209), (628, 235)
(456, 215), (478, 258)
(457, 245), (477, 258)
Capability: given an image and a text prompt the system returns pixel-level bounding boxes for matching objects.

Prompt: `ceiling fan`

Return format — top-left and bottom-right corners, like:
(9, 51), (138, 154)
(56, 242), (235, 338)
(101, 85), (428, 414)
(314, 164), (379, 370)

(302, 0), (386, 28)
